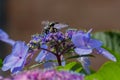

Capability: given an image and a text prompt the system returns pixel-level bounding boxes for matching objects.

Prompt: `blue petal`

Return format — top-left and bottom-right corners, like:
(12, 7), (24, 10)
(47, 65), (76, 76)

(74, 48), (92, 55)
(78, 57), (91, 74)
(1, 39), (15, 46)
(44, 53), (58, 68)
(97, 48), (116, 61)
(71, 33), (90, 48)
(2, 41), (29, 73)
(2, 55), (19, 71)
(11, 58), (25, 73)
(0, 29), (9, 39)
(61, 60), (65, 66)
(11, 66), (23, 74)
(61, 56), (65, 66)
(11, 41), (29, 58)
(35, 44), (48, 62)
(72, 33), (85, 48)
(85, 29), (92, 38)
(0, 29), (15, 45)
(41, 44), (48, 49)
(88, 39), (102, 49)
(35, 50), (47, 62)
(87, 29), (92, 34)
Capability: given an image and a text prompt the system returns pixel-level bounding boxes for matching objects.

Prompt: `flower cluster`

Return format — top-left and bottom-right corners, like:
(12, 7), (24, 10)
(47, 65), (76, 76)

(0, 21), (116, 75)
(0, 69), (84, 80)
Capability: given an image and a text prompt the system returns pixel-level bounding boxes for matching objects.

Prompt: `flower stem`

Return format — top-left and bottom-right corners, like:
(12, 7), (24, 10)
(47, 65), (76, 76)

(39, 47), (56, 55)
(56, 55), (62, 66)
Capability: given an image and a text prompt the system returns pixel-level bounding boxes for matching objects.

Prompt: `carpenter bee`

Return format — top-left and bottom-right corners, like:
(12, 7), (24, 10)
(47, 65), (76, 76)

(42, 21), (68, 34)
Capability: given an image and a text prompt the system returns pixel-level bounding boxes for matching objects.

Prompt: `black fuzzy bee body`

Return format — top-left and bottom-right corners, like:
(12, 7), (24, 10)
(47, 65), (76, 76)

(42, 21), (68, 34)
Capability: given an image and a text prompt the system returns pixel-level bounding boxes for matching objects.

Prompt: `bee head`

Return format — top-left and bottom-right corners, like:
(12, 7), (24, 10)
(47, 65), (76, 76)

(49, 22), (59, 27)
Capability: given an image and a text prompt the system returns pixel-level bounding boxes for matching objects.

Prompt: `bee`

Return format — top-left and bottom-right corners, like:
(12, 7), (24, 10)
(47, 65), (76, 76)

(27, 21), (68, 52)
(42, 21), (68, 34)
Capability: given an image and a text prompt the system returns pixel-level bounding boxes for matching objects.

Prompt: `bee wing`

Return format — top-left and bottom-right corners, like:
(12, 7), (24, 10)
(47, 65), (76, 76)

(41, 21), (50, 27)
(54, 23), (68, 29)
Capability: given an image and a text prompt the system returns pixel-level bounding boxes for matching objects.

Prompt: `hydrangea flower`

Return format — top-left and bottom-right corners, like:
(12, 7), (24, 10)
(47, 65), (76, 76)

(71, 29), (116, 74)
(12, 69), (84, 80)
(71, 29), (116, 61)
(0, 21), (117, 76)
(2, 41), (29, 73)
(0, 29), (29, 73)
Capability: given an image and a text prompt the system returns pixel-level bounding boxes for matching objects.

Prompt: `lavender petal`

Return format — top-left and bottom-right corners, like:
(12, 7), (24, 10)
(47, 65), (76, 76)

(74, 48), (92, 55)
(97, 48), (116, 62)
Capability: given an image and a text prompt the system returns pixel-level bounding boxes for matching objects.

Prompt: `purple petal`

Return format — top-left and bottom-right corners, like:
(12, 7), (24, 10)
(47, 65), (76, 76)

(97, 48), (116, 61)
(78, 57), (91, 74)
(74, 48), (92, 55)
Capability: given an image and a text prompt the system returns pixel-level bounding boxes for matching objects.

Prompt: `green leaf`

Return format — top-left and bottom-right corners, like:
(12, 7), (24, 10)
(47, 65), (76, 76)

(85, 61), (120, 80)
(0, 59), (2, 68)
(93, 31), (120, 61)
(56, 62), (82, 73)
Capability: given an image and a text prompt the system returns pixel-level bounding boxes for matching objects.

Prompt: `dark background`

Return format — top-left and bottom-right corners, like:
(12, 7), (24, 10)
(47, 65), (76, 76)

(1, 0), (120, 71)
